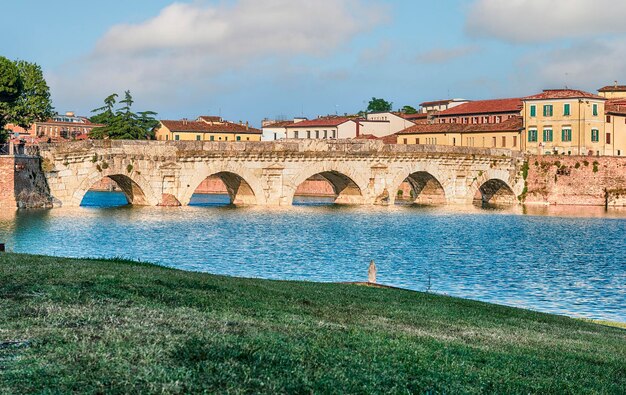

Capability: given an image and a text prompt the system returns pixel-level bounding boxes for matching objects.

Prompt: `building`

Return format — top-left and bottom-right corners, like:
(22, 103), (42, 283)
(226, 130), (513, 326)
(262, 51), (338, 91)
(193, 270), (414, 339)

(396, 116), (523, 149)
(419, 99), (468, 114)
(433, 98), (522, 125)
(522, 89), (606, 156)
(261, 119), (300, 141)
(155, 116), (262, 142)
(598, 83), (626, 100)
(283, 117), (357, 139)
(364, 112), (416, 136)
(6, 112), (102, 142)
(604, 99), (626, 156)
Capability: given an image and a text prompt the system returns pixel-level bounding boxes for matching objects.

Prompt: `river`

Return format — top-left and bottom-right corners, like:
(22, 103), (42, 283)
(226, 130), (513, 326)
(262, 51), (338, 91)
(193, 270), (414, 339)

(1, 191), (624, 322)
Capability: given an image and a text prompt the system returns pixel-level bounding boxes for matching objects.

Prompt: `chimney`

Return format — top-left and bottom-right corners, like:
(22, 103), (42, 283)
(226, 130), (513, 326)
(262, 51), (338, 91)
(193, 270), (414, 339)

(246, 121), (249, 130)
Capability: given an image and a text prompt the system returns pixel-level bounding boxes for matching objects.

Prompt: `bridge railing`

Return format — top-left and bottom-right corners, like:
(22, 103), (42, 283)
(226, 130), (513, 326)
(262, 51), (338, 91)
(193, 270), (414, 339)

(0, 142), (40, 157)
(36, 139), (522, 159)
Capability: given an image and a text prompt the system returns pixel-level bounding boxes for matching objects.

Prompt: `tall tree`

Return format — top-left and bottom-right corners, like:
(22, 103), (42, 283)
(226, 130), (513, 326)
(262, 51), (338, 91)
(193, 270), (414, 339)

(0, 56), (23, 133)
(401, 105), (418, 114)
(366, 97), (393, 113)
(90, 91), (158, 140)
(8, 60), (54, 129)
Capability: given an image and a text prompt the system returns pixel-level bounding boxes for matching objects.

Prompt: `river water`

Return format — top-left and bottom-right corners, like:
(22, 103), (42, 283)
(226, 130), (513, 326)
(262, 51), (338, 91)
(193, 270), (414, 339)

(1, 191), (624, 322)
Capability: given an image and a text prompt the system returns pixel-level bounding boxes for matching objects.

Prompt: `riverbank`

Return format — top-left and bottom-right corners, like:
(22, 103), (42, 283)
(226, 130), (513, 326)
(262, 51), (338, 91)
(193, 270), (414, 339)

(1, 254), (624, 393)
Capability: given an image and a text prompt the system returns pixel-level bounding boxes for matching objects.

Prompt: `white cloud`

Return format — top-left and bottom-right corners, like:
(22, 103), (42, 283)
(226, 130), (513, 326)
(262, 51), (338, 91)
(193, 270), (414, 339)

(50, 0), (387, 113)
(415, 45), (480, 64)
(467, 0), (626, 43)
(526, 40), (626, 90)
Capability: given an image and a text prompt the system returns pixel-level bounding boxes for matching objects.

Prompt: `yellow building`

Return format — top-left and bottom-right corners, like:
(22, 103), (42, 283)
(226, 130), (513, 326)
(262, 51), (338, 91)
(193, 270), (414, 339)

(605, 102), (626, 157)
(155, 116), (262, 142)
(598, 84), (626, 100)
(522, 89), (606, 156)
(396, 117), (523, 150)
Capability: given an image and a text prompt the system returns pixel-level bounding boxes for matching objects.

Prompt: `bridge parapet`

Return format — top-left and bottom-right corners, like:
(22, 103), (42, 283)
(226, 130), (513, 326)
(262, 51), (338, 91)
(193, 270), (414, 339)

(37, 139), (522, 159)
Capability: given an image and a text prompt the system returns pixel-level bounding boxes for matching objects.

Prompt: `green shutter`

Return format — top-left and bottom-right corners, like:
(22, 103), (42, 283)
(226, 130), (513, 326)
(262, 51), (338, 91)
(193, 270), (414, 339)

(564, 104), (570, 116)
(530, 105), (536, 117)
(593, 104), (598, 116)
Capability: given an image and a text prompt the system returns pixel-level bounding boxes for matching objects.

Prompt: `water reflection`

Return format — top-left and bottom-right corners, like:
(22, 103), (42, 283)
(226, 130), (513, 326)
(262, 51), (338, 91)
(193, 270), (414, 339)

(0, 193), (625, 323)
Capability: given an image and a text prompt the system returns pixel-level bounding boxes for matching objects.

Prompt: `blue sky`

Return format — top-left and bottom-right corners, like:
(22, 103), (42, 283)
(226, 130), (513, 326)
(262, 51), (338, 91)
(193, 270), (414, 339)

(3, 0), (626, 126)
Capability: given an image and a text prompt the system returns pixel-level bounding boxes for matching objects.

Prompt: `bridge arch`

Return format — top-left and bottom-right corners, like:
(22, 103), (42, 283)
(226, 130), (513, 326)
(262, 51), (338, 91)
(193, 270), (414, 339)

(287, 163), (369, 205)
(473, 178), (517, 206)
(72, 170), (158, 207)
(389, 167), (449, 205)
(180, 164), (265, 206)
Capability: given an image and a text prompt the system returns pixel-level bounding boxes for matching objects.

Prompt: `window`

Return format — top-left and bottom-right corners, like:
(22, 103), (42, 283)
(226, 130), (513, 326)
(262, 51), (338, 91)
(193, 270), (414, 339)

(416, 138), (420, 144)
(495, 116), (502, 123)
(236, 136), (241, 141)
(403, 138), (408, 144)
(543, 128), (553, 142)
(174, 135), (180, 141)
(607, 115), (611, 123)
(225, 137), (228, 141)
(294, 131), (299, 138)
(591, 129), (599, 142)
(501, 136), (506, 147)
(196, 135), (201, 141)
(331, 130), (336, 139)
(315, 130), (319, 138)
(561, 128), (572, 142)
(210, 135), (214, 141)
(306, 130), (311, 138)
(528, 129), (538, 142)
(323, 130), (327, 139)
(564, 103), (570, 116)
(247, 137), (250, 141)
(513, 136), (517, 147)
(592, 104), (598, 116)
(273, 133), (277, 140)
(606, 133), (611, 144)
(543, 105), (553, 117)
(530, 105), (537, 117)
(165, 135), (169, 141)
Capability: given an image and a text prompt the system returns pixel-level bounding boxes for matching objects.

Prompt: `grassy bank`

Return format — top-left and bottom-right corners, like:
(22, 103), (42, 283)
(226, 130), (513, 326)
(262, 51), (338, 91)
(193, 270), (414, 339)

(1, 254), (624, 394)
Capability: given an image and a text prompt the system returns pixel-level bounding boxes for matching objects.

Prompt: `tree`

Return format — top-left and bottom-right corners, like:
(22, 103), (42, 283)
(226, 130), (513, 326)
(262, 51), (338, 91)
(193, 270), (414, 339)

(90, 91), (158, 140)
(7, 60), (54, 130)
(366, 97), (393, 113)
(401, 105), (418, 114)
(0, 56), (23, 133)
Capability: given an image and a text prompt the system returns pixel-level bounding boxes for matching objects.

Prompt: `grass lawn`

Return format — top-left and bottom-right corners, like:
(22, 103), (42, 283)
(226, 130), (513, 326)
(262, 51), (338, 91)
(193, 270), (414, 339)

(1, 253), (625, 394)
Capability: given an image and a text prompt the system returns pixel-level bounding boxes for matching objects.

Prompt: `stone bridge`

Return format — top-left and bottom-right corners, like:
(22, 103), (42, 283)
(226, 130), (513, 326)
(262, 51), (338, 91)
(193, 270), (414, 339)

(38, 140), (526, 207)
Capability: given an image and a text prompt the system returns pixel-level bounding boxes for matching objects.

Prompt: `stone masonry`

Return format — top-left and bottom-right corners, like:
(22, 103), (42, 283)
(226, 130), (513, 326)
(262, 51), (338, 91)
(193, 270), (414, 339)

(37, 140), (525, 208)
(524, 155), (626, 207)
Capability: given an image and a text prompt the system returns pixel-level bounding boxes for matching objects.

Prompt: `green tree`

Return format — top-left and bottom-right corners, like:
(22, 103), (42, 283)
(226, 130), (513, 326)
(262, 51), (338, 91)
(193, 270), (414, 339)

(366, 97), (393, 113)
(8, 60), (54, 130)
(401, 105), (418, 114)
(0, 56), (23, 134)
(90, 91), (158, 140)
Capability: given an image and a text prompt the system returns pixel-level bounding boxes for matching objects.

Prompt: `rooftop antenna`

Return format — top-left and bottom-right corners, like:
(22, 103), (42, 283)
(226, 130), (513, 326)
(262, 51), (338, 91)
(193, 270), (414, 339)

(564, 72), (569, 89)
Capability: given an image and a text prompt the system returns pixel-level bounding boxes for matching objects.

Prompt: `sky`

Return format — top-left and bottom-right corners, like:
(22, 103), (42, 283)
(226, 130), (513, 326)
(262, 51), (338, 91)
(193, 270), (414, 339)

(3, 0), (626, 126)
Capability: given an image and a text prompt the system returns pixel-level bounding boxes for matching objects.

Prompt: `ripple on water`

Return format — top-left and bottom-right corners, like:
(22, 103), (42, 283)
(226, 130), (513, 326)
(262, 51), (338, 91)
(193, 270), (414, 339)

(0, 192), (624, 323)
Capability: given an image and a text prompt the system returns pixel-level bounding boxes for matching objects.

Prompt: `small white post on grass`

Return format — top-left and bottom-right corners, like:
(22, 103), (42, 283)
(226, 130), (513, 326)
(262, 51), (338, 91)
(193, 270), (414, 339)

(368, 260), (377, 284)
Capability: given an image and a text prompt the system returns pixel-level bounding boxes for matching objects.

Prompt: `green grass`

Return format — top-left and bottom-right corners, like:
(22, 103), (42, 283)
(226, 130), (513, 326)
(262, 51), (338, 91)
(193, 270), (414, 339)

(1, 254), (625, 394)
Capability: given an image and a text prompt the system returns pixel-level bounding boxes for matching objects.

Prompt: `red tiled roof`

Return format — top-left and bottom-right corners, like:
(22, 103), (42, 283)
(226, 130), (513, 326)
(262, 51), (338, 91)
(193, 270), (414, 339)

(264, 120), (297, 128)
(160, 120), (261, 134)
(606, 102), (626, 116)
(399, 112), (427, 120)
(523, 89), (605, 101)
(598, 85), (626, 92)
(354, 133), (399, 144)
(197, 115), (222, 122)
(284, 117), (354, 128)
(437, 98), (522, 116)
(397, 116), (523, 135)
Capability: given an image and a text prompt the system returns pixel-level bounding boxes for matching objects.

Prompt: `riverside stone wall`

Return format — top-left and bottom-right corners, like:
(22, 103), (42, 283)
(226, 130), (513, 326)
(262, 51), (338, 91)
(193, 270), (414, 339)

(0, 156), (52, 209)
(524, 155), (626, 207)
